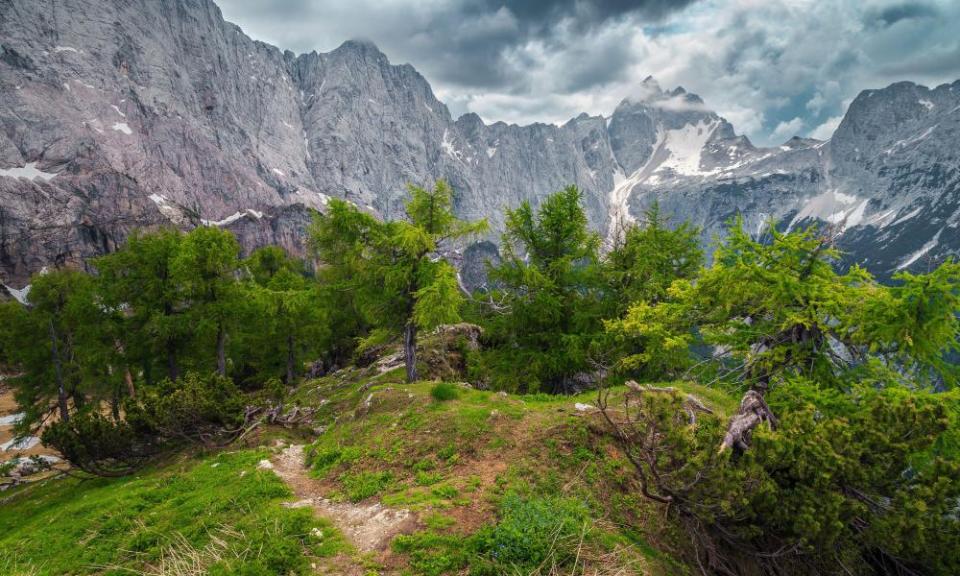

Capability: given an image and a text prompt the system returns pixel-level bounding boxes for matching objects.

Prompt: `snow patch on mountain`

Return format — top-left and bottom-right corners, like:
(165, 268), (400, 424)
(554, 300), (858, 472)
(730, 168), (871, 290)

(111, 122), (132, 135)
(201, 209), (265, 227)
(148, 193), (187, 224)
(657, 120), (720, 177)
(896, 228), (942, 270)
(0, 163), (59, 182)
(2, 284), (31, 305)
(790, 189), (865, 230)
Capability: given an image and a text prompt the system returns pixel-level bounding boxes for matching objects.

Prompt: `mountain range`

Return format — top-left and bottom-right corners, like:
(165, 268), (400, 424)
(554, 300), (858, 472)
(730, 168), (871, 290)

(2, 0), (959, 296)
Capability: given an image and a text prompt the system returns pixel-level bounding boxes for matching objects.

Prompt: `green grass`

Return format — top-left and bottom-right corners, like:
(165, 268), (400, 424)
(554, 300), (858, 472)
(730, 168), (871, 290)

(429, 382), (460, 402)
(292, 372), (714, 575)
(0, 450), (349, 575)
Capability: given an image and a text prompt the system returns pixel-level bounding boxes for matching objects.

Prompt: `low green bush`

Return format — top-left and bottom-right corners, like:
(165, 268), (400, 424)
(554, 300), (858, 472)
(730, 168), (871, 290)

(430, 382), (460, 402)
(472, 494), (591, 572)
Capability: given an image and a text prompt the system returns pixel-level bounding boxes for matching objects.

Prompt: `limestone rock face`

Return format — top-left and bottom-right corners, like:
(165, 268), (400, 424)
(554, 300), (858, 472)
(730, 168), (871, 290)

(1, 0), (958, 291)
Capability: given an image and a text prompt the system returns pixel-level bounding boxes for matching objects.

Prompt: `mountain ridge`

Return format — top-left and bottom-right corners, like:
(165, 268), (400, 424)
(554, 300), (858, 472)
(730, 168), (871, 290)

(1, 0), (958, 292)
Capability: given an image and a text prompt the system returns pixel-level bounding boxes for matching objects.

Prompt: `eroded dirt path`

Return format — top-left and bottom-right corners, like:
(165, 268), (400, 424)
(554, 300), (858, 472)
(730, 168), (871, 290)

(271, 444), (418, 553)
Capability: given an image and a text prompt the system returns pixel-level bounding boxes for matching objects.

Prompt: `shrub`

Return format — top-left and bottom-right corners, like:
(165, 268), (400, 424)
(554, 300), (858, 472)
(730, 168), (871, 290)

(129, 372), (245, 444)
(472, 494), (591, 571)
(415, 470), (443, 486)
(392, 531), (470, 576)
(42, 412), (155, 477)
(430, 382), (460, 402)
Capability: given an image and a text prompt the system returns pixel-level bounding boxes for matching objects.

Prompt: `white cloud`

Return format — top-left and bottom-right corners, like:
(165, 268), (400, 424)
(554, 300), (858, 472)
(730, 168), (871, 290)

(809, 115), (843, 140)
(771, 117), (805, 141)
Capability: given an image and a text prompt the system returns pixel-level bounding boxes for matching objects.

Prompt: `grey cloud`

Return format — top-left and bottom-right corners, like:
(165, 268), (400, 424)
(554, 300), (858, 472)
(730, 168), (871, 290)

(218, 0), (698, 92)
(216, 0), (960, 146)
(866, 2), (939, 27)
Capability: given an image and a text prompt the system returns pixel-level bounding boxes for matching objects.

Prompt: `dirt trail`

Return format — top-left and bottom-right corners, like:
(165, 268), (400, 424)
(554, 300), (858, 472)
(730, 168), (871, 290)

(271, 444), (418, 552)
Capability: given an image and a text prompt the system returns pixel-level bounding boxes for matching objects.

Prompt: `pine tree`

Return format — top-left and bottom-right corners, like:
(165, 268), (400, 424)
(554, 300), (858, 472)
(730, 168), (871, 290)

(95, 228), (185, 382)
(241, 246), (328, 384)
(478, 186), (606, 393)
(4, 270), (109, 424)
(605, 201), (703, 313)
(172, 226), (241, 376)
(311, 180), (486, 382)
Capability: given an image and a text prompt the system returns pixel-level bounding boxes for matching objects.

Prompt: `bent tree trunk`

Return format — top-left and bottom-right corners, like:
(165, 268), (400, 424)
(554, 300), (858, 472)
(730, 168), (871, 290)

(404, 320), (418, 383)
(719, 388), (777, 452)
(216, 322), (227, 376)
(49, 320), (69, 422)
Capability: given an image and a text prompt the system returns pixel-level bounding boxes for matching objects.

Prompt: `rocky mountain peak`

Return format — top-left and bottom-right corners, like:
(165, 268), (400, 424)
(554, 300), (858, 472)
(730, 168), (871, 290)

(1, 0), (958, 292)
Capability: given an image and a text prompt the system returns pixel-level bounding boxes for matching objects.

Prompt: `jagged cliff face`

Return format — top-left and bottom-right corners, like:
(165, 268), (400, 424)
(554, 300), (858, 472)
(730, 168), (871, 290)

(1, 0), (958, 294)
(618, 78), (960, 275)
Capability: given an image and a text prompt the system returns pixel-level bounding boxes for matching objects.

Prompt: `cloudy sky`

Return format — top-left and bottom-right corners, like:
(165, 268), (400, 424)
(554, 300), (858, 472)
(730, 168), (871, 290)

(216, 0), (960, 145)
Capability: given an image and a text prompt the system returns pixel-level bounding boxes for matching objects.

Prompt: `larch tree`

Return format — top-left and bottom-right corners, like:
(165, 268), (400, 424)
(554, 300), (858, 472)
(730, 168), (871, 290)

(172, 226), (241, 376)
(311, 180), (486, 382)
(479, 185), (607, 393)
(95, 228), (185, 383)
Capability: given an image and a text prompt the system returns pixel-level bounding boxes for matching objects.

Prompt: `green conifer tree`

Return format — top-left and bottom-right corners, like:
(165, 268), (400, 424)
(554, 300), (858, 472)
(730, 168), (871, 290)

(311, 180), (486, 382)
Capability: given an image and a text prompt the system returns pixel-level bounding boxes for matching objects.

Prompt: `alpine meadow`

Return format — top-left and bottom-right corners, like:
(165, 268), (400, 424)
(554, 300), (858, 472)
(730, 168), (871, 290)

(1, 1), (960, 576)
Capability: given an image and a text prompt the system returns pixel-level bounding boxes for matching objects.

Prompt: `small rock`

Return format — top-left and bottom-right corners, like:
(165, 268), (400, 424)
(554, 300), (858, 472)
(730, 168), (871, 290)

(257, 460), (274, 470)
(574, 402), (595, 412)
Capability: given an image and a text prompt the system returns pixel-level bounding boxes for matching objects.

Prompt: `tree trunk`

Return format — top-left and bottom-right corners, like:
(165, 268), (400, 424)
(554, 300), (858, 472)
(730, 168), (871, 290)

(216, 322), (227, 376)
(719, 388), (777, 453)
(111, 389), (121, 421)
(164, 302), (178, 381)
(166, 338), (179, 381)
(125, 367), (136, 399)
(48, 320), (69, 422)
(404, 320), (418, 383)
(285, 333), (296, 384)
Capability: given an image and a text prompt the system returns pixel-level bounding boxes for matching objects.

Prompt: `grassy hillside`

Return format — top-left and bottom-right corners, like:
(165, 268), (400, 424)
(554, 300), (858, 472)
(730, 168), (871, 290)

(0, 450), (350, 575)
(0, 362), (734, 575)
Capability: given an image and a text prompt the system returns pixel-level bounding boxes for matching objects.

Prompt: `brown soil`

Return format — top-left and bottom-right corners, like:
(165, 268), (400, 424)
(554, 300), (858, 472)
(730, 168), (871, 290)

(271, 444), (419, 553)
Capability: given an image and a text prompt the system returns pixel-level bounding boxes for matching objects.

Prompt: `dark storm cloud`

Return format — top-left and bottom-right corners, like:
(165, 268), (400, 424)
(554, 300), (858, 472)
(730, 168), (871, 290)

(467, 0), (698, 28)
(217, 0), (699, 92)
(216, 0), (960, 145)
(866, 2), (939, 27)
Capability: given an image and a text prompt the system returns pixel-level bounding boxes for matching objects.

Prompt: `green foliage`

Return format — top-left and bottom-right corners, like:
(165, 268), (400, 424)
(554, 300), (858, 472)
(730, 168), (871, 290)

(474, 186), (606, 393)
(392, 530), (471, 576)
(602, 218), (960, 575)
(0, 450), (348, 575)
(2, 269), (116, 427)
(606, 201), (703, 312)
(95, 228), (186, 383)
(612, 379), (960, 575)
(172, 226), (241, 374)
(430, 381), (460, 402)
(41, 411), (148, 476)
(311, 180), (486, 381)
(472, 493), (592, 572)
(391, 495), (593, 576)
(307, 444), (363, 476)
(129, 372), (246, 443)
